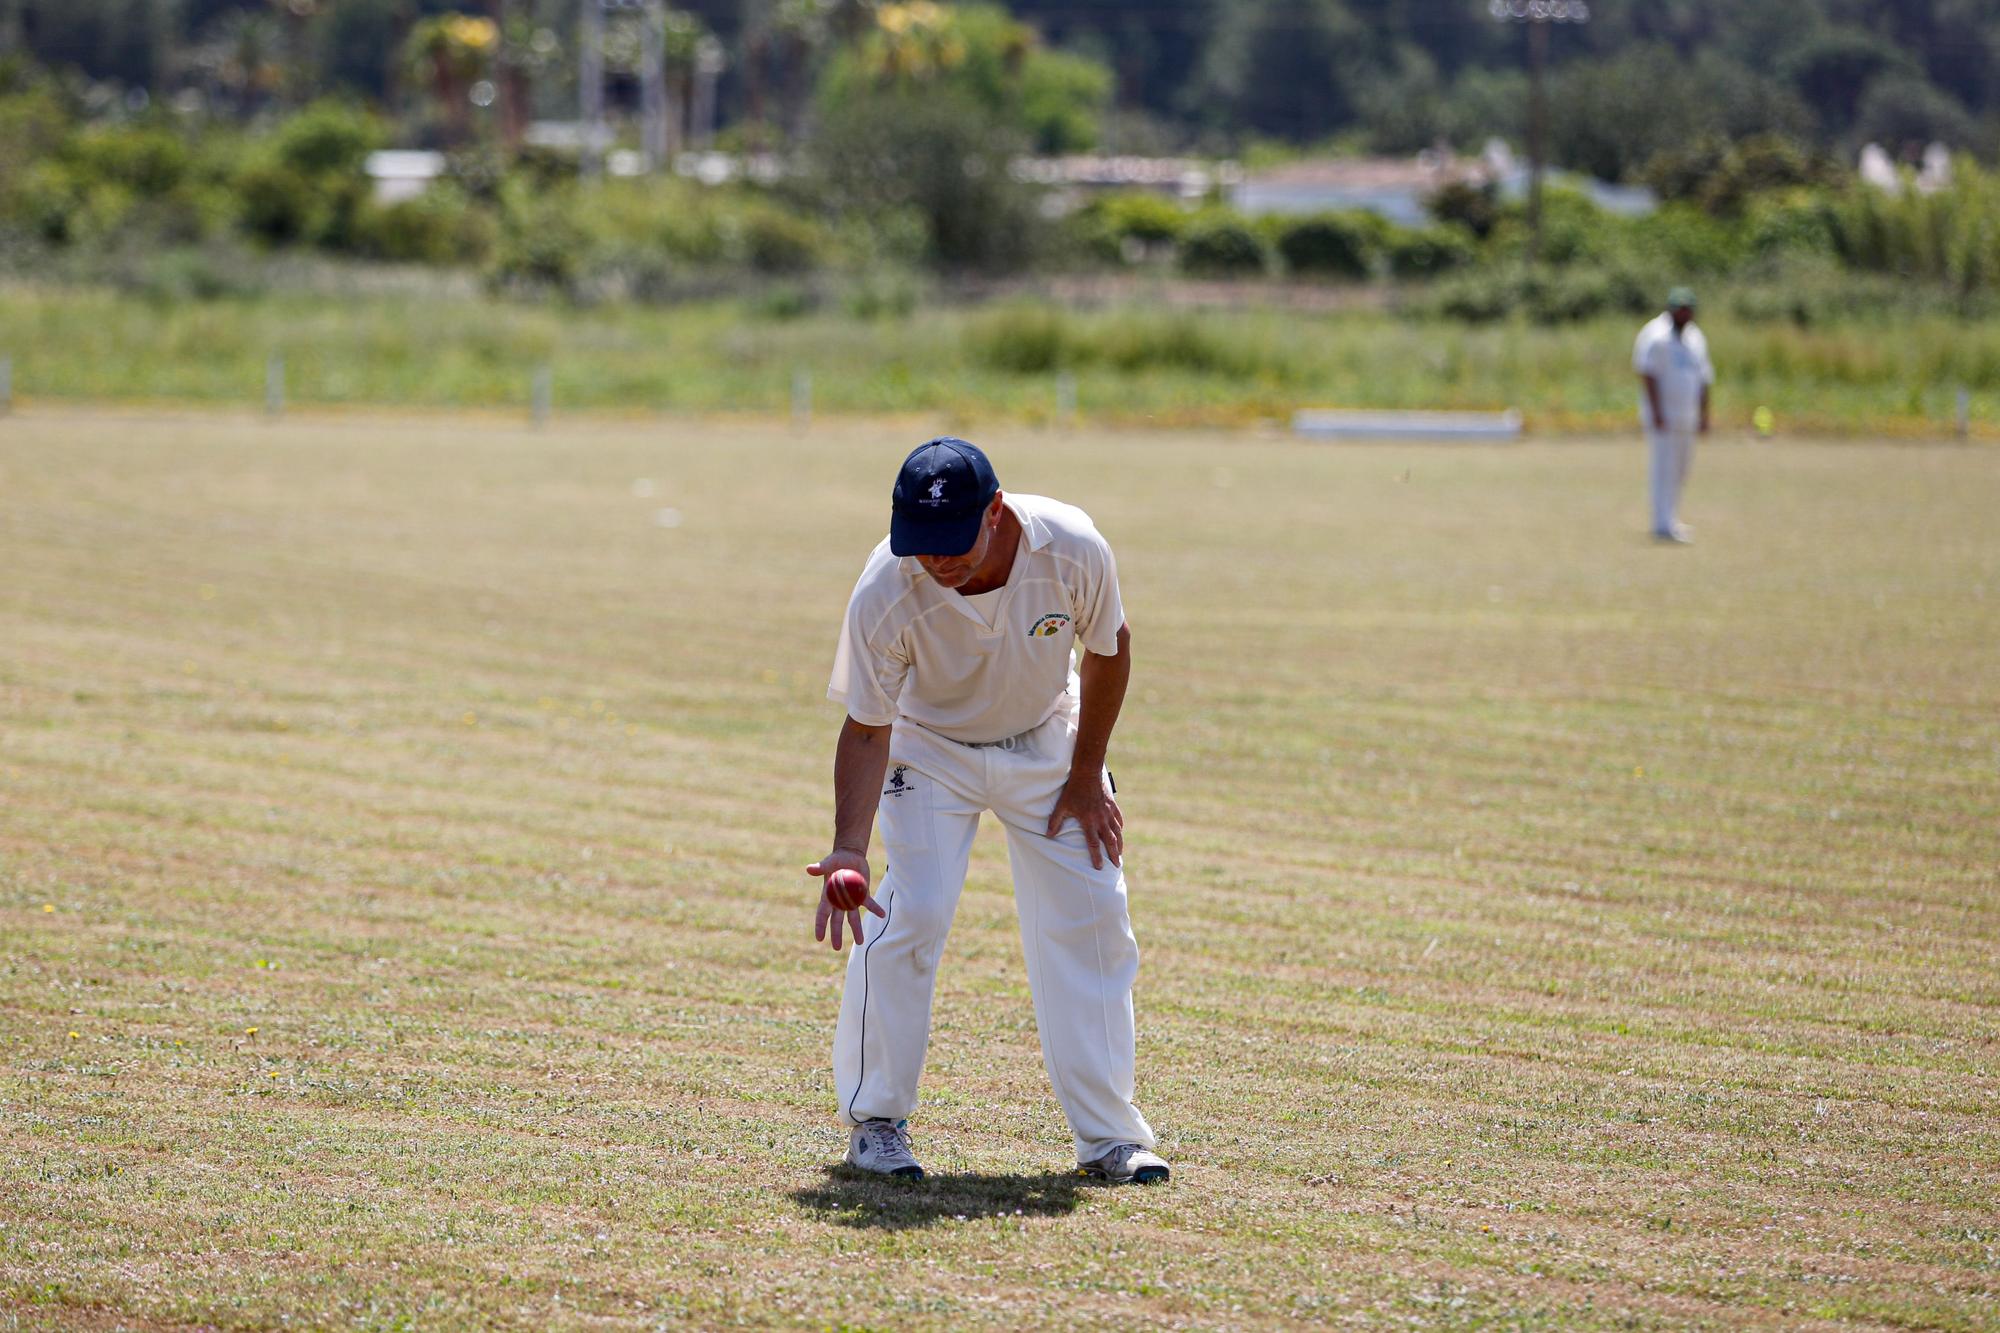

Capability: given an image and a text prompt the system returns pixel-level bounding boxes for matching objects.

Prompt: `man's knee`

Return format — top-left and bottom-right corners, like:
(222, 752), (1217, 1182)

(1034, 887), (1136, 958)
(871, 879), (955, 956)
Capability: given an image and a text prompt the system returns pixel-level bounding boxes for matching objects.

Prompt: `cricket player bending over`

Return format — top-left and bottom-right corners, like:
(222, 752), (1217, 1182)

(806, 437), (1167, 1185)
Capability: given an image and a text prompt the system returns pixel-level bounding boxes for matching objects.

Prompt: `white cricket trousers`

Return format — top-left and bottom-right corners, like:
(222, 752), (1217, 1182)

(1647, 424), (1695, 535)
(833, 710), (1157, 1163)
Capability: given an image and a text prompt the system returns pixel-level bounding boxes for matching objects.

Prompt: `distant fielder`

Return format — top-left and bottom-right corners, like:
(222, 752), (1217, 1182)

(806, 437), (1167, 1185)
(1634, 286), (1714, 543)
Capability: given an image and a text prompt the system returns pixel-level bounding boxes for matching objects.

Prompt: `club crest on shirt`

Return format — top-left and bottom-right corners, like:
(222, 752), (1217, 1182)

(883, 765), (912, 797)
(1030, 612), (1071, 638)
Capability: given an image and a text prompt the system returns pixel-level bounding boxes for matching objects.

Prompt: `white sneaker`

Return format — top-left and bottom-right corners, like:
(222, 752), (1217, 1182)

(1078, 1143), (1170, 1185)
(1653, 524), (1693, 544)
(846, 1118), (924, 1179)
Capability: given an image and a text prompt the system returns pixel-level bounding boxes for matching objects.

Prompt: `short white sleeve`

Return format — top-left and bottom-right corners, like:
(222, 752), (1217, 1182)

(1635, 323), (1666, 376)
(1070, 522), (1126, 657)
(826, 587), (907, 727)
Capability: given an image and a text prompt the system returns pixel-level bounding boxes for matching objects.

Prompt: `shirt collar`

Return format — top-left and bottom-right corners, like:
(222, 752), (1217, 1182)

(1007, 495), (1054, 551)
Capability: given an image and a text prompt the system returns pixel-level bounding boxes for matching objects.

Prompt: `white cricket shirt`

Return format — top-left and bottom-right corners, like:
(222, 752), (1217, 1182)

(827, 493), (1125, 745)
(1633, 312), (1714, 431)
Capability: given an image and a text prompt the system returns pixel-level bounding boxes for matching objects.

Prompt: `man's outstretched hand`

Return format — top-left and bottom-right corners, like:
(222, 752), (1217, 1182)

(1046, 771), (1123, 870)
(807, 849), (885, 951)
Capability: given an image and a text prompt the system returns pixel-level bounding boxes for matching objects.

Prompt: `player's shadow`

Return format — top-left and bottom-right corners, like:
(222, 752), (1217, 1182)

(789, 1167), (1087, 1230)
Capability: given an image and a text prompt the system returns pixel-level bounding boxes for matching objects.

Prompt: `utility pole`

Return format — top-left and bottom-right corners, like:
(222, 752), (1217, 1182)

(1490, 0), (1590, 265)
(579, 0), (605, 177)
(641, 0), (668, 171)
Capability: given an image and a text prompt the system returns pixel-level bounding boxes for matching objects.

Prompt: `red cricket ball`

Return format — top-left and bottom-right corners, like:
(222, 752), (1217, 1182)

(825, 869), (869, 911)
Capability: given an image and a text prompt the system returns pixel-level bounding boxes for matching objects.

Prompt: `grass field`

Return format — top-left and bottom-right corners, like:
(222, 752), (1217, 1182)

(3, 410), (1996, 1330)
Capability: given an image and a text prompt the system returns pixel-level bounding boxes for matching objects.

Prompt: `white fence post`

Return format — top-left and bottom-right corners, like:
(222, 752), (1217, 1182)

(1957, 386), (1971, 440)
(532, 365), (553, 428)
(0, 355), (11, 415)
(1056, 371), (1077, 428)
(792, 369), (812, 432)
(265, 354), (284, 417)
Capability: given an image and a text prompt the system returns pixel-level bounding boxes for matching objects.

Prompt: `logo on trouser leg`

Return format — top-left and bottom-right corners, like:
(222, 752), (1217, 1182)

(884, 765), (912, 797)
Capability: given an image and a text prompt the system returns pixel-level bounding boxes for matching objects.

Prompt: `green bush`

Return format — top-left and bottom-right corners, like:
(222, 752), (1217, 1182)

(1075, 192), (1189, 263)
(1427, 179), (1500, 239)
(0, 88), (69, 200)
(1417, 267), (1514, 322)
(65, 124), (189, 197)
(225, 108), (378, 252)
(1644, 134), (1834, 217)
(487, 189), (592, 296)
(1411, 263), (1652, 325)
(10, 160), (173, 247)
(1095, 312), (1271, 375)
(273, 101), (381, 179)
(964, 303), (1074, 373)
(1385, 224), (1475, 279)
(1490, 187), (1626, 267)
(10, 161), (90, 242)
(1745, 192), (1838, 260)
(1179, 216), (1268, 277)
(137, 182), (238, 246)
(234, 161), (326, 245)
(354, 187), (496, 266)
(6, 120), (234, 248)
(1626, 203), (1750, 275)
(1274, 211), (1383, 278)
(1521, 264), (1652, 323)
(581, 178), (728, 265)
(737, 206), (828, 275)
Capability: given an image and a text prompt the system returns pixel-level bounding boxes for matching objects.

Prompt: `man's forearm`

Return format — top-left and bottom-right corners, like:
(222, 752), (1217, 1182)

(832, 718), (893, 854)
(1642, 374), (1664, 427)
(1070, 625), (1131, 782)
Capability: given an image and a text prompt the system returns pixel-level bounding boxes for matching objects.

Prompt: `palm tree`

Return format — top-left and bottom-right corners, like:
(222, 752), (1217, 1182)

(401, 13), (498, 145)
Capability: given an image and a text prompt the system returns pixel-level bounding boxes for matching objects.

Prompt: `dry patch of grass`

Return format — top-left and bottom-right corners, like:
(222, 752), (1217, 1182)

(2, 410), (1996, 1329)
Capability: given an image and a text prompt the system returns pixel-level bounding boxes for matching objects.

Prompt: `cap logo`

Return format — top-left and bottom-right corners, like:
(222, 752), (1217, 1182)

(925, 478), (947, 504)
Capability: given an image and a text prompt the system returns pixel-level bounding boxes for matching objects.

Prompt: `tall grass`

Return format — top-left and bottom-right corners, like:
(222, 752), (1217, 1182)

(0, 281), (1995, 434)
(1828, 160), (2000, 297)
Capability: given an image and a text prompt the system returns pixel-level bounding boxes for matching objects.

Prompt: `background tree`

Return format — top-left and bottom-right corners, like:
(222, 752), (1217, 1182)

(1855, 75), (1983, 158)
(816, 2), (1110, 153)
(809, 80), (1038, 269)
(6, 0), (2000, 171)
(1779, 27), (1920, 142)
(1194, 0), (1359, 142)
(400, 12), (496, 146)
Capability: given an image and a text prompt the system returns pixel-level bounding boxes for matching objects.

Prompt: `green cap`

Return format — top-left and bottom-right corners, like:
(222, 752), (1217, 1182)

(1667, 286), (1697, 310)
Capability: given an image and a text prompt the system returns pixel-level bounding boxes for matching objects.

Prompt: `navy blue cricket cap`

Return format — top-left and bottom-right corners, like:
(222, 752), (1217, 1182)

(889, 437), (1000, 557)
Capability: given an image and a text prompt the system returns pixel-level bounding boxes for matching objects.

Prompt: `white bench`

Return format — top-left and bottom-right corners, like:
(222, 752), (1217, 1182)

(1293, 408), (1522, 441)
